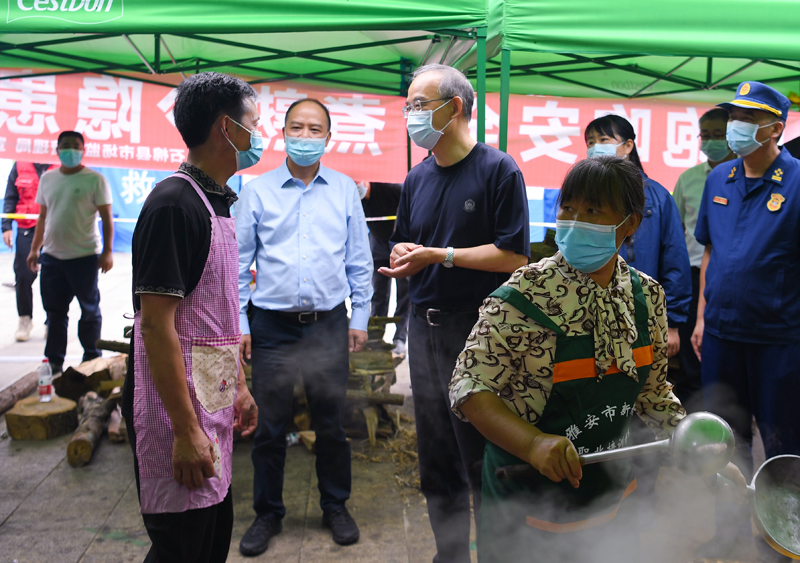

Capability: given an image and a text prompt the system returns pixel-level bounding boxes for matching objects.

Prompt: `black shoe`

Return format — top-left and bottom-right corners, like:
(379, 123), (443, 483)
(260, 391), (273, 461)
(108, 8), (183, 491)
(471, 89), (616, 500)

(239, 515), (282, 557)
(322, 506), (359, 546)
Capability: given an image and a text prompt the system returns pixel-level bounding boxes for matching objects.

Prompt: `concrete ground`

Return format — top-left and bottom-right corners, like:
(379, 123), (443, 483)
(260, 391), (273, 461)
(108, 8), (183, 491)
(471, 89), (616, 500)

(0, 253), (769, 563)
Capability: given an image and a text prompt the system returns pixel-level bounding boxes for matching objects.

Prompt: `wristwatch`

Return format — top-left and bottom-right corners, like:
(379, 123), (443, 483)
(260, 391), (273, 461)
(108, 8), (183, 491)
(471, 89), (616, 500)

(443, 246), (455, 268)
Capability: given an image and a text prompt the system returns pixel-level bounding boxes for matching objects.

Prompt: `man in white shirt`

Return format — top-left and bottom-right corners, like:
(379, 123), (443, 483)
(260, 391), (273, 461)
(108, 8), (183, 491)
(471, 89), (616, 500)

(27, 130), (114, 375)
(671, 108), (734, 409)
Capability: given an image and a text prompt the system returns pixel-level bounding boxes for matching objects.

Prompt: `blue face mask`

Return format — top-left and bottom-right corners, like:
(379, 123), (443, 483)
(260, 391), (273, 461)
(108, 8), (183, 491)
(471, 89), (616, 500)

(285, 136), (327, 167)
(726, 119), (777, 157)
(58, 148), (83, 168)
(586, 142), (622, 159)
(224, 117), (263, 171)
(555, 215), (630, 273)
(406, 99), (454, 151)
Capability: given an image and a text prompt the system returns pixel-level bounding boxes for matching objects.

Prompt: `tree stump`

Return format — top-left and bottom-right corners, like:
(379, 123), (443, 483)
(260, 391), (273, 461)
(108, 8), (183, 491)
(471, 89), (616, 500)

(5, 396), (78, 440)
(53, 355), (127, 401)
(67, 392), (116, 467)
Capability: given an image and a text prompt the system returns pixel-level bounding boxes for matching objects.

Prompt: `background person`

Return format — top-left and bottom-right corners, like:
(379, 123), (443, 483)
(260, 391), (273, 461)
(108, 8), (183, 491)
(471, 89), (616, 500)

(671, 108), (734, 409)
(26, 131), (113, 375)
(121, 71), (259, 563)
(3, 162), (52, 341)
(237, 98), (372, 556)
(381, 64), (530, 563)
(692, 81), (800, 562)
(359, 180), (410, 355)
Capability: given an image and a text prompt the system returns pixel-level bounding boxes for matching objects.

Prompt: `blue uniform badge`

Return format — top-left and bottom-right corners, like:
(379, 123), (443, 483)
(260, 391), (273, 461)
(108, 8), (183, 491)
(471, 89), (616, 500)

(772, 168), (784, 182)
(767, 194), (785, 212)
(713, 196), (729, 206)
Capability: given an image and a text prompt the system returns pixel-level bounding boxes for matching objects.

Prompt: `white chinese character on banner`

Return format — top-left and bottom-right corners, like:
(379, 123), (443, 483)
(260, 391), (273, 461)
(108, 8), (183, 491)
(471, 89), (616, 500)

(0, 137), (6, 152)
(469, 101), (500, 146)
(519, 101), (581, 164)
(565, 424), (582, 441)
(577, 446), (590, 455)
(169, 148), (185, 163)
(119, 145), (135, 160)
(325, 94), (386, 156)
(102, 144), (118, 159)
(257, 86), (307, 151)
(75, 76), (143, 144)
(663, 107), (701, 168)
(16, 138), (31, 153)
(153, 147), (169, 163)
(136, 146), (152, 161)
(601, 405), (617, 422)
(156, 89), (177, 126)
(594, 104), (652, 163)
(120, 170), (156, 205)
(32, 139), (50, 154)
(85, 142), (101, 158)
(0, 71), (60, 136)
(620, 402), (632, 417)
(585, 414), (600, 429)
(49, 140), (58, 155)
(607, 441), (617, 450)
(595, 445), (604, 453)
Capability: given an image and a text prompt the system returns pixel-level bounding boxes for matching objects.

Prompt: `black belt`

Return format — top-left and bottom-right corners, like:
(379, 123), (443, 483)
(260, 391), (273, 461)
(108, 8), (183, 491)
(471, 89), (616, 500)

(268, 302), (346, 324)
(413, 305), (476, 327)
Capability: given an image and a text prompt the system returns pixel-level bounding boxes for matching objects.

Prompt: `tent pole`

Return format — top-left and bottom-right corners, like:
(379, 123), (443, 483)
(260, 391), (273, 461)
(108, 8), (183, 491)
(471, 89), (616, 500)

(476, 26), (487, 143)
(155, 35), (161, 74)
(500, 48), (511, 152)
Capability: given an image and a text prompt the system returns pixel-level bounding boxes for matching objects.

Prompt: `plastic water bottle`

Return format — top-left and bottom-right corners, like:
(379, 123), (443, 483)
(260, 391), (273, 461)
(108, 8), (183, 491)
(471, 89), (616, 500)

(286, 432), (300, 447)
(38, 359), (52, 403)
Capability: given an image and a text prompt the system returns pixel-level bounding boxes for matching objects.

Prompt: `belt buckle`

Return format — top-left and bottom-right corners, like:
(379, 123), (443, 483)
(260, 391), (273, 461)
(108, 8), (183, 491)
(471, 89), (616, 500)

(298, 311), (317, 324)
(426, 308), (441, 327)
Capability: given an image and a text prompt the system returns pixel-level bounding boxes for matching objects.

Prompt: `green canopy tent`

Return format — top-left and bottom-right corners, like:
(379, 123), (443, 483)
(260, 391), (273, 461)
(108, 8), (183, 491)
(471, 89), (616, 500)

(0, 0), (494, 141)
(459, 0), (800, 151)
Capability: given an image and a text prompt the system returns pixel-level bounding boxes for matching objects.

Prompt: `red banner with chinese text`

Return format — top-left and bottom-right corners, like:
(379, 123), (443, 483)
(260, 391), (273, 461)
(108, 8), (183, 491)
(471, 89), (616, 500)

(0, 70), (409, 183)
(3, 70), (799, 189)
(431, 94), (800, 192)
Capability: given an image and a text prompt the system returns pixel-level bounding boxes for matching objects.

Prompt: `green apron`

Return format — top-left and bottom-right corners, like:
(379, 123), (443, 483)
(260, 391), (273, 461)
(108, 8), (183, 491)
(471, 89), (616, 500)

(479, 269), (652, 562)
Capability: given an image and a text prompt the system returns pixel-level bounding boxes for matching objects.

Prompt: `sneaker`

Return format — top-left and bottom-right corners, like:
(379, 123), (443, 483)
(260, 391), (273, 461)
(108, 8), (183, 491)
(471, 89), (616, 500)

(239, 515), (282, 556)
(391, 340), (406, 357)
(14, 316), (32, 342)
(322, 506), (359, 546)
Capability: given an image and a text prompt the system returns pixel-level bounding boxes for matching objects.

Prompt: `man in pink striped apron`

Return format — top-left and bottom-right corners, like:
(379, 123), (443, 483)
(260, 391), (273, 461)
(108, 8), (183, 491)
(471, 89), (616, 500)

(121, 72), (259, 563)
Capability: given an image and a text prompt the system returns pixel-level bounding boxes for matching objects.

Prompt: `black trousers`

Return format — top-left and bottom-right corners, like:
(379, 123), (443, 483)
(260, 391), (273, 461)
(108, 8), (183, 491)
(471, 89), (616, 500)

(39, 252), (102, 368)
(13, 227), (37, 317)
(123, 412), (233, 563)
(249, 304), (351, 519)
(408, 308), (485, 563)
(371, 260), (410, 343)
(675, 266), (703, 409)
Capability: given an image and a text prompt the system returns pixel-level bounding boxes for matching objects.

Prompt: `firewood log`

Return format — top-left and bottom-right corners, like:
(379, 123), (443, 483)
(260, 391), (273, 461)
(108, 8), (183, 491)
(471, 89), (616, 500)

(53, 355), (127, 401)
(67, 392), (116, 467)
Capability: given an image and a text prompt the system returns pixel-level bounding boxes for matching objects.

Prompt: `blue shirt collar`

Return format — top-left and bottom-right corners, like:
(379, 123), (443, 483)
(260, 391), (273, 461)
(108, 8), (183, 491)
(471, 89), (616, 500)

(725, 147), (793, 186)
(278, 158), (331, 189)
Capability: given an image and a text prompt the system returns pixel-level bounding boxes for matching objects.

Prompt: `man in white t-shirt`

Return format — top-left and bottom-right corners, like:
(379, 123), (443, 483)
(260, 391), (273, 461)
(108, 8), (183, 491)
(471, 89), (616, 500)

(27, 131), (114, 374)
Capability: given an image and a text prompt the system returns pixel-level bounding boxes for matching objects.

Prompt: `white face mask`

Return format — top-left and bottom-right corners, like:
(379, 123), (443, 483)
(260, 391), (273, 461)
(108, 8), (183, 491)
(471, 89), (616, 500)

(726, 119), (778, 157)
(406, 99), (454, 151)
(587, 142), (622, 159)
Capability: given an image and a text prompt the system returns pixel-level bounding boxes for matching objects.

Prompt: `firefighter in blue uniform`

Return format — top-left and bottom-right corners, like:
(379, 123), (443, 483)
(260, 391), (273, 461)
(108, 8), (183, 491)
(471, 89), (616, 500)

(693, 81), (800, 563)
